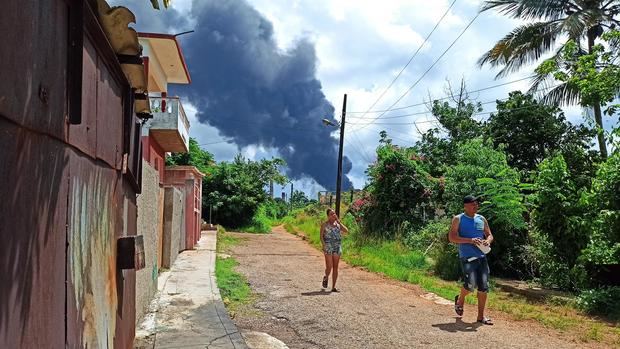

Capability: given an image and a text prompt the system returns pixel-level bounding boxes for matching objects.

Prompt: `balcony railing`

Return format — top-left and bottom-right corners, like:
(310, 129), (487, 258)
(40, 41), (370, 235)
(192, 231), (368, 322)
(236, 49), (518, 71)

(145, 97), (190, 153)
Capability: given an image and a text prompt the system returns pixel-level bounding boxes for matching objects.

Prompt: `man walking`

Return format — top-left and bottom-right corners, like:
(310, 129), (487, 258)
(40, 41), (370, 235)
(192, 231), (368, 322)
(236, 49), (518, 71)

(449, 195), (494, 325)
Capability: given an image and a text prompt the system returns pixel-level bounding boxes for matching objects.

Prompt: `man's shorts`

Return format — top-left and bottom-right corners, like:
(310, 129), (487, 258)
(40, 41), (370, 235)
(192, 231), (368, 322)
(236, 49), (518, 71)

(460, 256), (490, 292)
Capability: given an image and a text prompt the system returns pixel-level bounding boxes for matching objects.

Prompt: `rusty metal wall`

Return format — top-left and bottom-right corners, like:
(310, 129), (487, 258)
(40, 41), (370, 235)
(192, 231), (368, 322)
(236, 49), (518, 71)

(0, 119), (68, 349)
(0, 1), (140, 347)
(65, 30), (137, 348)
(0, 0), (69, 347)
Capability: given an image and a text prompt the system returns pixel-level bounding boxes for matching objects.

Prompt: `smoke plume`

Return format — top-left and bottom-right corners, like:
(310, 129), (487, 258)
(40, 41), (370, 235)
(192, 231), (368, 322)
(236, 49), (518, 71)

(172, 0), (353, 190)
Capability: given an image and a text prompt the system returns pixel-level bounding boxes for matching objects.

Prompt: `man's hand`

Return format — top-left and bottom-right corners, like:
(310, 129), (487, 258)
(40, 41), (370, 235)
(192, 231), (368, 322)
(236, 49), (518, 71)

(472, 238), (484, 245)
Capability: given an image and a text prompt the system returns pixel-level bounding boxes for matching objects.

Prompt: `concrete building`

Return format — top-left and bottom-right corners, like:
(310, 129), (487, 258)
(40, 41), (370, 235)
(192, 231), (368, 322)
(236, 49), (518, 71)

(135, 32), (204, 324)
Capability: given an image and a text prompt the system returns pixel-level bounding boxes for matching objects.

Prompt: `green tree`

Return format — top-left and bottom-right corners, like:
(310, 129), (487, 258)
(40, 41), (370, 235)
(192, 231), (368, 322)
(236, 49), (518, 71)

(479, 0), (620, 158)
(537, 30), (620, 148)
(290, 190), (310, 209)
(166, 138), (215, 175)
(204, 156), (287, 228)
(486, 91), (597, 183)
(413, 89), (484, 176)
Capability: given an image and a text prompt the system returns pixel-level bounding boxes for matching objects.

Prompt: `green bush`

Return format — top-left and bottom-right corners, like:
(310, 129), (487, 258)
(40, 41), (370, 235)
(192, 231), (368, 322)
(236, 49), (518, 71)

(261, 199), (289, 222)
(240, 204), (272, 234)
(403, 219), (461, 281)
(361, 132), (437, 239)
(581, 152), (620, 267)
(432, 241), (461, 281)
(577, 287), (620, 320)
(217, 225), (226, 234)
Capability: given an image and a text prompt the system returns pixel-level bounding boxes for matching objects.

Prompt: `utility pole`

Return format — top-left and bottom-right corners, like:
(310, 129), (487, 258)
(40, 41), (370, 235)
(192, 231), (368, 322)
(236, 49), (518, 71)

(335, 94), (347, 217)
(289, 182), (294, 211)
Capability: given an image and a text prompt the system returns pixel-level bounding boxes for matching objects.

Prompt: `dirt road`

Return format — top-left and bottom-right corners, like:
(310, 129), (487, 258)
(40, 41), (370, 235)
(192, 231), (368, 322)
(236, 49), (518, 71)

(227, 227), (605, 349)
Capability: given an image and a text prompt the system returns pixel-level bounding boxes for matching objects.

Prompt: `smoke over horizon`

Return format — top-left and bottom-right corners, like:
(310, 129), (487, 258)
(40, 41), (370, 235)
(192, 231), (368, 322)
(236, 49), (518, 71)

(165, 0), (353, 191)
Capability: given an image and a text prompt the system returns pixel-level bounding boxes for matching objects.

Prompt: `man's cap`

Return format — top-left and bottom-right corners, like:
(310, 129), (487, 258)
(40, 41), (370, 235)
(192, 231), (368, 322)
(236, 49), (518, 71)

(463, 195), (478, 204)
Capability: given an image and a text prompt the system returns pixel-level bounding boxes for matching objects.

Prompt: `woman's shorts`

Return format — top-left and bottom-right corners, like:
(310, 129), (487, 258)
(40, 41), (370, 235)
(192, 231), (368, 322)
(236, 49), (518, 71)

(460, 257), (490, 292)
(324, 239), (342, 256)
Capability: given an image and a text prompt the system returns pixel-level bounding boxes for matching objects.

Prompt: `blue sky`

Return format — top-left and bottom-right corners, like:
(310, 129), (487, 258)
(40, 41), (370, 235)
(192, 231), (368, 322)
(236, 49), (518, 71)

(114, 0), (613, 198)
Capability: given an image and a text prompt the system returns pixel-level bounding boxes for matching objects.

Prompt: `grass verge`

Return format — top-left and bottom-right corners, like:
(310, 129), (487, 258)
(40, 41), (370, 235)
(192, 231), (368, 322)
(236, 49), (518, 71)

(215, 229), (253, 314)
(282, 209), (620, 346)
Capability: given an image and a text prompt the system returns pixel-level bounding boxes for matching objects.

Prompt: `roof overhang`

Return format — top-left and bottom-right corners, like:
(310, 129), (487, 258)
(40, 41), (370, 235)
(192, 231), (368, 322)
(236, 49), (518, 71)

(138, 32), (191, 86)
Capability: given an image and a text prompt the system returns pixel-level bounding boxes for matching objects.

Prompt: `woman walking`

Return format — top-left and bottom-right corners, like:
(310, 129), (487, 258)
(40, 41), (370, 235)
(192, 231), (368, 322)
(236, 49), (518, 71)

(320, 208), (348, 292)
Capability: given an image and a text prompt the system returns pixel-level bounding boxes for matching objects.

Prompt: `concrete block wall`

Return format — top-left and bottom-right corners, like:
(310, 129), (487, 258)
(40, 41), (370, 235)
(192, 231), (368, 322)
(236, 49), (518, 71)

(163, 186), (185, 268)
(135, 160), (162, 323)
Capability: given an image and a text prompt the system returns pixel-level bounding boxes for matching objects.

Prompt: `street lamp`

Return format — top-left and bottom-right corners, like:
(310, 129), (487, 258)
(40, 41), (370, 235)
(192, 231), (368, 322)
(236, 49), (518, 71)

(322, 94), (347, 217)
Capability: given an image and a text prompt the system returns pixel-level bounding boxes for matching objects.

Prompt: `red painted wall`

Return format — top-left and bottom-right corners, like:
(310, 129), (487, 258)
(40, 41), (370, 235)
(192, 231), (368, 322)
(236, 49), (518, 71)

(141, 136), (166, 183)
(164, 167), (204, 250)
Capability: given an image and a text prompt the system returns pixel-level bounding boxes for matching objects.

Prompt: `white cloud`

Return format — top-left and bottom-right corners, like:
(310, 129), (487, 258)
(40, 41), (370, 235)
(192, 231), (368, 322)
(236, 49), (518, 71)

(164, 1), (599, 194)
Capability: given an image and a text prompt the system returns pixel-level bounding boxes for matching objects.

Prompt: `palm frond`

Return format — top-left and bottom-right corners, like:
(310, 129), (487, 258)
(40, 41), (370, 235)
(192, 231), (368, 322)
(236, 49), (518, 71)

(478, 21), (563, 78)
(541, 83), (582, 107)
(560, 12), (589, 41)
(528, 70), (557, 96)
(481, 0), (569, 21)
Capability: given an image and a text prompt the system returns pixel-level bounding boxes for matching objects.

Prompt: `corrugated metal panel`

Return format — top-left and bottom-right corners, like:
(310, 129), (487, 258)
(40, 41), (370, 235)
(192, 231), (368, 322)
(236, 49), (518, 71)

(0, 0), (68, 140)
(0, 119), (67, 349)
(66, 153), (121, 349)
(65, 157), (138, 349)
(96, 56), (124, 170)
(69, 36), (98, 157)
(115, 182), (137, 348)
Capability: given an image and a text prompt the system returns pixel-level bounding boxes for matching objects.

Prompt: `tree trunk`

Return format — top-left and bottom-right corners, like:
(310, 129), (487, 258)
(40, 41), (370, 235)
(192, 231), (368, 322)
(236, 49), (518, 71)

(588, 29), (609, 159)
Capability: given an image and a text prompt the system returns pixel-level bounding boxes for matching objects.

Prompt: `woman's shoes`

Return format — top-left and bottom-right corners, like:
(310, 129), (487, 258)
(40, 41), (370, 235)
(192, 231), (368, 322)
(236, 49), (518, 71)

(322, 275), (328, 289)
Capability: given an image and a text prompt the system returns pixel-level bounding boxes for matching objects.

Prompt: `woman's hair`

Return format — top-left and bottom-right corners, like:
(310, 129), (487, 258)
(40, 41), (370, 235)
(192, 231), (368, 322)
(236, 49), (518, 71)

(326, 208), (334, 216)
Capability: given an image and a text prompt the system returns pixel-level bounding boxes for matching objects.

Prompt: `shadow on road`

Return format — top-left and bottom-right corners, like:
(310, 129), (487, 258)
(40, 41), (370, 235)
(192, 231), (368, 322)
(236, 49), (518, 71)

(432, 318), (482, 333)
(301, 290), (332, 296)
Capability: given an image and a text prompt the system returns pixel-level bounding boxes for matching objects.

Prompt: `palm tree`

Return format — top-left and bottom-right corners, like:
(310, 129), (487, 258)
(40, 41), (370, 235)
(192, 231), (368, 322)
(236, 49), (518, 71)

(149, 0), (171, 10)
(478, 0), (620, 159)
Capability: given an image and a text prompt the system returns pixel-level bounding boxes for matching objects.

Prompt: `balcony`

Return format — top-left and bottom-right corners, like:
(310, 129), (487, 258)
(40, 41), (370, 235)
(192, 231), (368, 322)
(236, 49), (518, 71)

(146, 97), (190, 153)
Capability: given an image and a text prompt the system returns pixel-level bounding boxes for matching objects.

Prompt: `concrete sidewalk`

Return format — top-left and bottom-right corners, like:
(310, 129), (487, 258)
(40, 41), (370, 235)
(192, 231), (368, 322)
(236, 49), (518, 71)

(135, 231), (247, 349)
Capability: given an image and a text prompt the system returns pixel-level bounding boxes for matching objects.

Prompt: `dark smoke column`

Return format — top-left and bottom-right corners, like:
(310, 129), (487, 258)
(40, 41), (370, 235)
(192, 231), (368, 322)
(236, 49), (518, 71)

(173, 0), (353, 191)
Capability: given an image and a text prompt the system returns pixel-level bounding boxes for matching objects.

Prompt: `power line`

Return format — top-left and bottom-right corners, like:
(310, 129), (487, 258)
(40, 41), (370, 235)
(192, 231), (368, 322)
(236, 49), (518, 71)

(197, 140), (232, 146)
(347, 84), (562, 123)
(355, 0), (458, 120)
(347, 75), (534, 114)
(348, 98), (565, 126)
(350, 12), (481, 132)
(348, 130), (375, 163)
(344, 138), (374, 163)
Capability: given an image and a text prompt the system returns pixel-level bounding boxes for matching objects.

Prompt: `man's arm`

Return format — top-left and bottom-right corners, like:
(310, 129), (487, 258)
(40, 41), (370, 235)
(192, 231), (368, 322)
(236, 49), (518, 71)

(448, 215), (477, 244)
(482, 217), (494, 245)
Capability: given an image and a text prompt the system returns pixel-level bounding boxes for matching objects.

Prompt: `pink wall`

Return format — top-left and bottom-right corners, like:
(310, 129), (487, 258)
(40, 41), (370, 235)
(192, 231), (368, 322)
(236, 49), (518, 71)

(163, 167), (204, 250)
